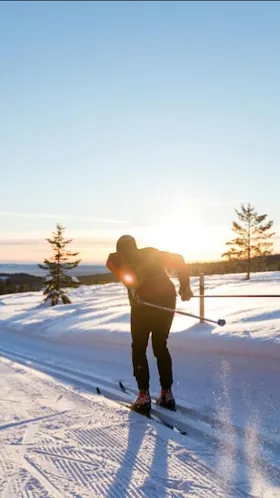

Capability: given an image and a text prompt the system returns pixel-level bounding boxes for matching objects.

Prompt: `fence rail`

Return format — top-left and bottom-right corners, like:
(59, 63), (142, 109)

(197, 273), (280, 323)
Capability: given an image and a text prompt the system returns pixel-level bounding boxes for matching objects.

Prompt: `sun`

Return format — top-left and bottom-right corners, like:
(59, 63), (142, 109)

(142, 198), (212, 261)
(134, 200), (226, 262)
(154, 217), (205, 260)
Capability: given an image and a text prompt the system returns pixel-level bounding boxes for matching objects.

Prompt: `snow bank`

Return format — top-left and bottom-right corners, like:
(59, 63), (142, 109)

(1, 272), (280, 361)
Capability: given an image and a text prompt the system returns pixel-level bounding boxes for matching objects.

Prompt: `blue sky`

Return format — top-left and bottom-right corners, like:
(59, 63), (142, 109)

(0, 1), (279, 263)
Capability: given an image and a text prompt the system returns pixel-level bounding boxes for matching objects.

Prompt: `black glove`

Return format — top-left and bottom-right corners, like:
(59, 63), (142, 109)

(179, 285), (193, 302)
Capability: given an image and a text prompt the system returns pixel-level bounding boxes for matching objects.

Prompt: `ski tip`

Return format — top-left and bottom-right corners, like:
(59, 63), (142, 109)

(119, 381), (125, 391)
(178, 429), (187, 436)
(96, 387), (101, 395)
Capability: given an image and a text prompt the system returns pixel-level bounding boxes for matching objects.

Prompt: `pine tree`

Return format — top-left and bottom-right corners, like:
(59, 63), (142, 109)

(222, 203), (275, 279)
(38, 224), (81, 306)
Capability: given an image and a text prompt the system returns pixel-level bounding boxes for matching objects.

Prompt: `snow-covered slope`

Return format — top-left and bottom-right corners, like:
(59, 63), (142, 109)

(0, 271), (280, 496)
(1, 271), (280, 345)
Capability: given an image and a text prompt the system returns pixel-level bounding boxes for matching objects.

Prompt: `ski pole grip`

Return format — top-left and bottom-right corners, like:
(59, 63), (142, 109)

(217, 319), (226, 327)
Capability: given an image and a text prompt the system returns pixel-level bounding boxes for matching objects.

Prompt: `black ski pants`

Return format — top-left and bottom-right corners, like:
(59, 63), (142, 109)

(130, 295), (176, 391)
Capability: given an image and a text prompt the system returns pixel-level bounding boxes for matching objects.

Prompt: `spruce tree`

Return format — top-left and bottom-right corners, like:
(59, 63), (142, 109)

(38, 223), (81, 305)
(222, 203), (275, 279)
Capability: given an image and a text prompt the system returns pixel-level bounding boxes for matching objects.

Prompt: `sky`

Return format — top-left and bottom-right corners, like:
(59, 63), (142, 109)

(0, 1), (280, 264)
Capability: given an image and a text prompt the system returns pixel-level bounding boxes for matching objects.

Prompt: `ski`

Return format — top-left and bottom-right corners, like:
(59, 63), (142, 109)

(118, 381), (238, 443)
(96, 386), (150, 415)
(118, 382), (187, 435)
(119, 381), (198, 418)
(119, 381), (176, 412)
(96, 386), (187, 435)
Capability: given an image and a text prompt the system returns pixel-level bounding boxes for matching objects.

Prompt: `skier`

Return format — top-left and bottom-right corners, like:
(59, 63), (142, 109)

(106, 235), (193, 414)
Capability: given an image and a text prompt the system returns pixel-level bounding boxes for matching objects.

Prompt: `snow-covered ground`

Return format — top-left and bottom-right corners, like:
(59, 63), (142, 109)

(0, 355), (253, 498)
(1, 271), (280, 496)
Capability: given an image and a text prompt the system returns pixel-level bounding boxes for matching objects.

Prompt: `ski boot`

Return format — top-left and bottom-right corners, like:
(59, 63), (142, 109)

(131, 390), (151, 415)
(156, 388), (176, 411)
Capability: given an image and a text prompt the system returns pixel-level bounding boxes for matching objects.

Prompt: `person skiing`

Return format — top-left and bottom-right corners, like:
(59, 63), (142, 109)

(106, 235), (193, 414)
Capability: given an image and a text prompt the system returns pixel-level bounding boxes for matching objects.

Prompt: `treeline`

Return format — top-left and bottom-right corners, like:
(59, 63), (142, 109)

(0, 273), (43, 295)
(0, 271), (118, 296)
(1, 253), (280, 296)
(2, 253), (280, 297)
(76, 253), (280, 284)
(78, 273), (118, 285)
(187, 253), (280, 277)
(0, 281), (32, 294)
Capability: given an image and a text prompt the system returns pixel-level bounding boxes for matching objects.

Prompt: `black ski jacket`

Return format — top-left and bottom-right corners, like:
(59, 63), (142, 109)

(106, 247), (190, 306)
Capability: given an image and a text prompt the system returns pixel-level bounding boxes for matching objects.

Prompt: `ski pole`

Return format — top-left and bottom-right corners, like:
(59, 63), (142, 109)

(192, 294), (280, 298)
(141, 301), (226, 327)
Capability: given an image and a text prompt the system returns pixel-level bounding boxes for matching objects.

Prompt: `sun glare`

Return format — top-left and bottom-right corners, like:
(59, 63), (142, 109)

(140, 202), (224, 262)
(154, 218), (205, 259)
(122, 273), (135, 285)
(149, 217), (233, 262)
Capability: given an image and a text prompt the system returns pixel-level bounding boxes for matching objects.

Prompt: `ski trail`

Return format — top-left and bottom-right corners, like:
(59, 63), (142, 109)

(0, 412), (69, 432)
(1, 344), (279, 492)
(0, 354), (251, 497)
(1, 423), (39, 498)
(23, 459), (64, 498)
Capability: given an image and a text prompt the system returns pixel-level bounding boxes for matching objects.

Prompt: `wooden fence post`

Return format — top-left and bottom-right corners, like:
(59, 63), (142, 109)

(199, 273), (205, 323)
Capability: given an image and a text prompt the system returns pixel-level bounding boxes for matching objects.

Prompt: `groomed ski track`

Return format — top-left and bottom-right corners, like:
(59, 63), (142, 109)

(0, 345), (279, 497)
(0, 350), (248, 498)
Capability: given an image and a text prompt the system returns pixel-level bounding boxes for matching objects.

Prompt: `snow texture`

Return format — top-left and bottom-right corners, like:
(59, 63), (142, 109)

(0, 357), (250, 498)
(0, 271), (280, 496)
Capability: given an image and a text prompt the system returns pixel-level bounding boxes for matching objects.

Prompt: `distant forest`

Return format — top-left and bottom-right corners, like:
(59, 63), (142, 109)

(188, 253), (280, 277)
(1, 253), (280, 295)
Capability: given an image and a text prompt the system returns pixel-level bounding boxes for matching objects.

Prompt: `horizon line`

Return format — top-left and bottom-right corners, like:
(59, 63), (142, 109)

(2, 254), (280, 266)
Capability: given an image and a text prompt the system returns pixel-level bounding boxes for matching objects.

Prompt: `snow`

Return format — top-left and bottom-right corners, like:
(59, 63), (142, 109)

(0, 271), (280, 496)
(1, 271), (280, 347)
(0, 356), (250, 498)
